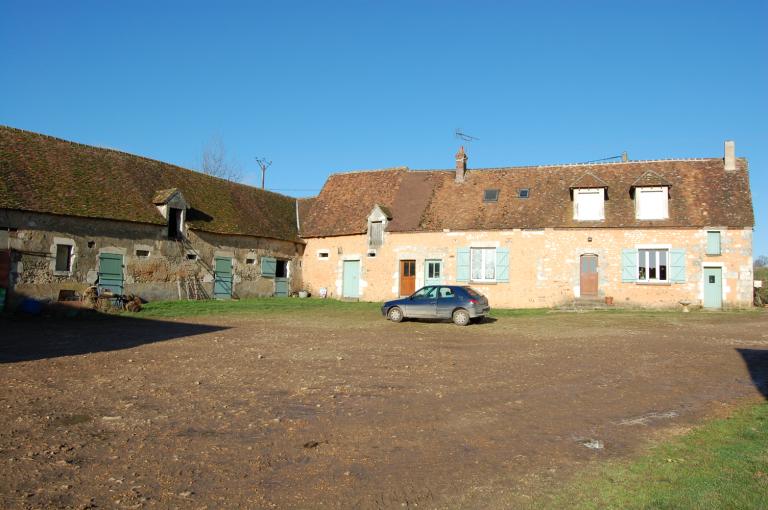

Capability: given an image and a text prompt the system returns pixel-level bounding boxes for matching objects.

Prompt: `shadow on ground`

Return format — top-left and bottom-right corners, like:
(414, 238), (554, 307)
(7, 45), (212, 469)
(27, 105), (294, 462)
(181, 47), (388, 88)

(737, 348), (768, 400)
(0, 314), (228, 363)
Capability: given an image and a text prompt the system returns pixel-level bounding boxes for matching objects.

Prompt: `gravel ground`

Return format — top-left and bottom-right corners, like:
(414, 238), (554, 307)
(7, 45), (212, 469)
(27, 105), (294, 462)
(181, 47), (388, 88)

(1, 309), (766, 509)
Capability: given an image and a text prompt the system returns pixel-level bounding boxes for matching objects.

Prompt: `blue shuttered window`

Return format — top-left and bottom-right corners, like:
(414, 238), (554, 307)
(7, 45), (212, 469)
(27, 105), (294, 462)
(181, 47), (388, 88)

(706, 231), (721, 255)
(261, 256), (276, 278)
(457, 247), (510, 283)
(456, 248), (470, 282)
(621, 249), (637, 282)
(669, 249), (686, 282)
(496, 248), (509, 282)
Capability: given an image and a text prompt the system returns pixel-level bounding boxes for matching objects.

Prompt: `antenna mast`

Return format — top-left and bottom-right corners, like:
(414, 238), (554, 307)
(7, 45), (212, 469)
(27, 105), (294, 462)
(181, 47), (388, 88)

(255, 157), (272, 190)
(455, 129), (479, 151)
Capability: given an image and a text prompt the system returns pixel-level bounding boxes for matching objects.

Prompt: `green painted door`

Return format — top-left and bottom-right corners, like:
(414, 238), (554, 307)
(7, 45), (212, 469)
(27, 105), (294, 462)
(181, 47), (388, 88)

(425, 259), (442, 286)
(703, 267), (722, 309)
(214, 257), (233, 300)
(98, 253), (124, 295)
(275, 278), (289, 297)
(342, 260), (360, 298)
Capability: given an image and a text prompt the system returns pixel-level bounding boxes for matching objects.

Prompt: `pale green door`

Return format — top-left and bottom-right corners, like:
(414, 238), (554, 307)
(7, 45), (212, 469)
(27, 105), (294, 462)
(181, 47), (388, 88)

(342, 260), (360, 298)
(98, 253), (124, 295)
(703, 267), (722, 309)
(425, 259), (442, 286)
(213, 257), (233, 300)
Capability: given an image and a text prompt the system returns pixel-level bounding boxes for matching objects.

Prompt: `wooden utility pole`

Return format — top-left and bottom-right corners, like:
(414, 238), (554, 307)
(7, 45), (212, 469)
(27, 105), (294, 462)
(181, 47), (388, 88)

(255, 157), (272, 189)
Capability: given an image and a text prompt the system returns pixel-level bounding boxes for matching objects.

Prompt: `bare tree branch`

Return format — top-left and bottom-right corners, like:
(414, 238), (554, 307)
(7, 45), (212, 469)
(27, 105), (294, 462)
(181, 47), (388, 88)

(199, 136), (243, 182)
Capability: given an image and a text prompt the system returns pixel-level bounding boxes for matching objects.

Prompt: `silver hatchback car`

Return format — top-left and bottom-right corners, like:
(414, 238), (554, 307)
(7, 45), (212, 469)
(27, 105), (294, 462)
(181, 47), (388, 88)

(381, 285), (491, 326)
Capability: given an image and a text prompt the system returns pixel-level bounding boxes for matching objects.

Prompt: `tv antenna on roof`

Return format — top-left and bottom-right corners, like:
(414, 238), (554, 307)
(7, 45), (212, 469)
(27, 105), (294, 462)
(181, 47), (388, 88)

(455, 129), (479, 153)
(455, 129), (479, 142)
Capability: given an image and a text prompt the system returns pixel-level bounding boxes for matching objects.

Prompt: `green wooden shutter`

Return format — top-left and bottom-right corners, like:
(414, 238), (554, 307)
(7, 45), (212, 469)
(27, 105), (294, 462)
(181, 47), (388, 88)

(621, 249), (637, 282)
(456, 248), (470, 282)
(261, 256), (276, 278)
(706, 231), (721, 255)
(670, 249), (686, 282)
(496, 247), (509, 283)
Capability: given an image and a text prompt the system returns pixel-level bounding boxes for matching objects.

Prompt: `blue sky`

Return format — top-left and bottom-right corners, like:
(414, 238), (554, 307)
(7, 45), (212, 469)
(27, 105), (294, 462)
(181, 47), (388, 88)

(1, 1), (766, 255)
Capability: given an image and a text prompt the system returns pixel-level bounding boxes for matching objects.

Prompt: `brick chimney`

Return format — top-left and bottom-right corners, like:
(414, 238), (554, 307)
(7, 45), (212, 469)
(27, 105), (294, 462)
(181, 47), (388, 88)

(455, 146), (468, 183)
(724, 140), (736, 171)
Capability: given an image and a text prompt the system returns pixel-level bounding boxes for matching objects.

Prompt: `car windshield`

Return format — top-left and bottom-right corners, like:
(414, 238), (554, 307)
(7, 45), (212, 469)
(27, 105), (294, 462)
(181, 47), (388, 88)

(411, 287), (437, 299)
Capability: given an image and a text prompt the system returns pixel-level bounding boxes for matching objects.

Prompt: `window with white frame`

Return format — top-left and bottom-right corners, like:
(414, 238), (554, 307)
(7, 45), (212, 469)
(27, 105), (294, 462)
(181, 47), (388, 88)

(317, 250), (330, 260)
(638, 248), (668, 282)
(471, 247), (496, 281)
(635, 187), (669, 220)
(573, 188), (605, 221)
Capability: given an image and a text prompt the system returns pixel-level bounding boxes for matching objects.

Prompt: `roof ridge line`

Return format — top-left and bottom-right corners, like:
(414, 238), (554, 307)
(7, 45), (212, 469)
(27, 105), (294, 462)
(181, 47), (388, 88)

(328, 166), (409, 176)
(411, 157), (723, 173)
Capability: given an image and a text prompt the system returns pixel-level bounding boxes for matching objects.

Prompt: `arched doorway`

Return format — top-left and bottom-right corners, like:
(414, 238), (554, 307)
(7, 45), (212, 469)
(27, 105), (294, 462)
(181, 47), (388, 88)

(580, 254), (598, 297)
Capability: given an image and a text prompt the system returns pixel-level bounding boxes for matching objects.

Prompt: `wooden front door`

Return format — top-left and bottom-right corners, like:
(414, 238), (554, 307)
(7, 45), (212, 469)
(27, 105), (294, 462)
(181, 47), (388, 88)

(580, 254), (598, 297)
(400, 259), (416, 296)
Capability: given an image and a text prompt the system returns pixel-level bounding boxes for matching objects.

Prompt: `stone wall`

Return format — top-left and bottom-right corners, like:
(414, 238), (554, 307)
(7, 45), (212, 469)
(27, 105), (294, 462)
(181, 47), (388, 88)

(302, 227), (754, 309)
(0, 209), (303, 306)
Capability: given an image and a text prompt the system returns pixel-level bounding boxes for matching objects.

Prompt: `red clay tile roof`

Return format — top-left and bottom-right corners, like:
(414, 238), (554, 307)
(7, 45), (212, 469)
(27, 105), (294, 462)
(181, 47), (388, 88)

(570, 171), (609, 189)
(297, 196), (316, 236)
(301, 159), (753, 236)
(301, 168), (407, 237)
(0, 126), (301, 242)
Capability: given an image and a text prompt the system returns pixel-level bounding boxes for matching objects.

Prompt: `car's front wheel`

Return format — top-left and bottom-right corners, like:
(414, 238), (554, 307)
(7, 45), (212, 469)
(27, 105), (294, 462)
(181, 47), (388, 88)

(452, 308), (470, 326)
(387, 306), (404, 323)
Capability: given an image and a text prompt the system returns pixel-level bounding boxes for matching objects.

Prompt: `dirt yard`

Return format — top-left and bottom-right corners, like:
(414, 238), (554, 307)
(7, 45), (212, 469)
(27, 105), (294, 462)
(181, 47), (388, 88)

(1, 307), (767, 509)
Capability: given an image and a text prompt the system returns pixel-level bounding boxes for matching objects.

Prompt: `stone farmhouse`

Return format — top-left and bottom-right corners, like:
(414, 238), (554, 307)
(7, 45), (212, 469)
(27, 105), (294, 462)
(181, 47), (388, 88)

(0, 125), (755, 310)
(0, 126), (306, 308)
(301, 146), (754, 309)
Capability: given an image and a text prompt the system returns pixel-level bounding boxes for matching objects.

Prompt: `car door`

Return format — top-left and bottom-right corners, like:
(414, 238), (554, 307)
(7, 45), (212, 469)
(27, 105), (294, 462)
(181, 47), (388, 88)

(436, 286), (459, 318)
(404, 286), (438, 318)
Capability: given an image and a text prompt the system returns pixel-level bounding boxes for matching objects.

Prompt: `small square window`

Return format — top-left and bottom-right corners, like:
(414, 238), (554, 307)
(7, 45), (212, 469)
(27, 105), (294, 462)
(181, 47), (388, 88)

(245, 258), (257, 265)
(483, 189), (500, 202)
(55, 244), (73, 272)
(317, 250), (330, 259)
(135, 249), (150, 258)
(367, 250), (377, 257)
(186, 253), (197, 261)
(518, 188), (530, 199)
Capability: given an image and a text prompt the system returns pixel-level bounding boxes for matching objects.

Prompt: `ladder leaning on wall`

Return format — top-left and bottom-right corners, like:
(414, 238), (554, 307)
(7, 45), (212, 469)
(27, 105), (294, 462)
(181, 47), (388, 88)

(175, 238), (210, 300)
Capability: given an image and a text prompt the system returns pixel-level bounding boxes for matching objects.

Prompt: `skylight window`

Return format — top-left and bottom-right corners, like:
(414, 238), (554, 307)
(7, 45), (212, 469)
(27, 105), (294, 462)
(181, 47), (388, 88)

(483, 189), (500, 202)
(518, 188), (530, 199)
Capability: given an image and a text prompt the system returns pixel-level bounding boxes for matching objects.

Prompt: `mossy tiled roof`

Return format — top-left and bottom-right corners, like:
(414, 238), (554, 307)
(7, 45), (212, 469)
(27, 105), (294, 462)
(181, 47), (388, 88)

(0, 126), (300, 242)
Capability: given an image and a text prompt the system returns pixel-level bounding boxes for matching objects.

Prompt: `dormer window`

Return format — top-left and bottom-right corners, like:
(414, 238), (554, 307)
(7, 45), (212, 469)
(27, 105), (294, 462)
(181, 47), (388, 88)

(367, 204), (391, 249)
(369, 221), (384, 248)
(483, 189), (499, 202)
(168, 207), (183, 238)
(573, 188), (605, 221)
(152, 188), (188, 240)
(635, 187), (669, 220)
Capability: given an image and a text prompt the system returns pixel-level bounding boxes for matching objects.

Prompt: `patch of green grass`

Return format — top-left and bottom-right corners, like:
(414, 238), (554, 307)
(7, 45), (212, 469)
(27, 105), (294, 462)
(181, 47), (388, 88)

(138, 297), (382, 318)
(488, 307), (550, 318)
(543, 402), (768, 509)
